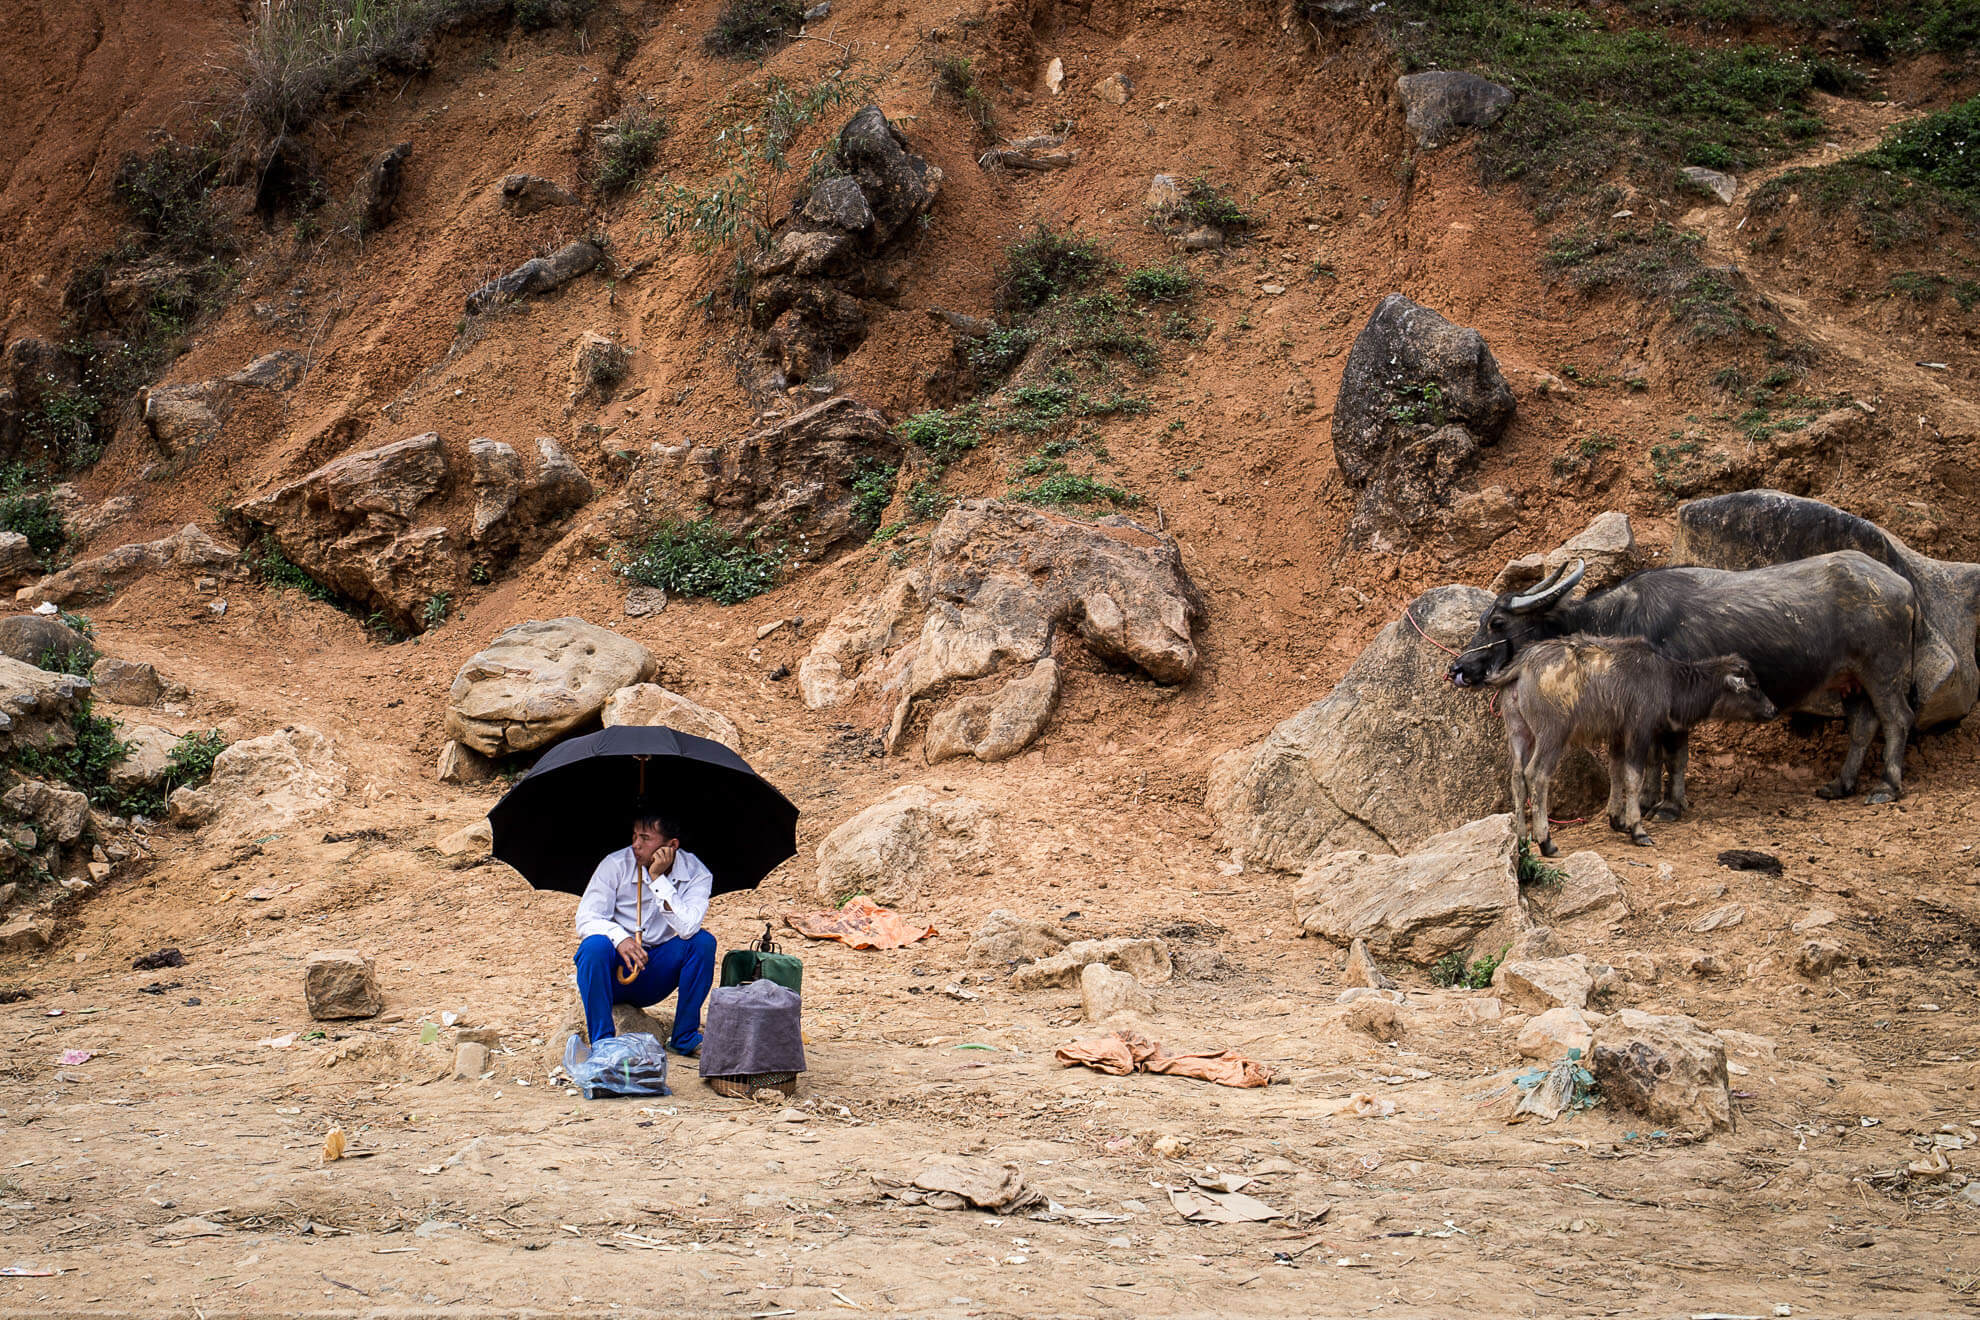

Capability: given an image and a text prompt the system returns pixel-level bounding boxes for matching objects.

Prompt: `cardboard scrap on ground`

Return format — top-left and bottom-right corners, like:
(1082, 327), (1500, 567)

(1169, 1180), (1283, 1224)
(874, 1157), (1045, 1213)
(1055, 1030), (1274, 1088)
(786, 896), (937, 950)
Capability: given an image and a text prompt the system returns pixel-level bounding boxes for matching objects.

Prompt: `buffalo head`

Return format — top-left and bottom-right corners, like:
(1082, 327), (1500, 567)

(1447, 558), (1586, 687)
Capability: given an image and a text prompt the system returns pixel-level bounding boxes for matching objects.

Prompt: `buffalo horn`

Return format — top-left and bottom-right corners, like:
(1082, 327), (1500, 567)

(1506, 557), (1586, 613)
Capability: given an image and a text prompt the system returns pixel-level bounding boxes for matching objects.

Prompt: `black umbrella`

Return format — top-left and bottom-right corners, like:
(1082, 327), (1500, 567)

(488, 725), (799, 898)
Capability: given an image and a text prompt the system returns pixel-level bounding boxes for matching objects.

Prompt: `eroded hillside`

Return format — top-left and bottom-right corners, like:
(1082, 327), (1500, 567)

(0, 0), (1977, 1315)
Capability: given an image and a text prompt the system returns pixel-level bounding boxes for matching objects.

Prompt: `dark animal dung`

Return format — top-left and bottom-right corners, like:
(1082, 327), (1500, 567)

(1718, 849), (1784, 875)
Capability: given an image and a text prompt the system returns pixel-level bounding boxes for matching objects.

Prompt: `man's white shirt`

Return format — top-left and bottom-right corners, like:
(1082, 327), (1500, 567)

(574, 846), (714, 947)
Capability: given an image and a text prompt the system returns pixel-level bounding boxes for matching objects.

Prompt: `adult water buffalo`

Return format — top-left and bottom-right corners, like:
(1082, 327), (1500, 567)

(1448, 550), (1918, 808)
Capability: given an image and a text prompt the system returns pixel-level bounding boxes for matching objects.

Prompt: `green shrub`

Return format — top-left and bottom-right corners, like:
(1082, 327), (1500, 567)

(997, 224), (1109, 313)
(897, 408), (982, 463)
(1430, 945), (1510, 990)
(1124, 264), (1194, 302)
(248, 537), (333, 601)
(934, 55), (994, 134)
(618, 518), (786, 604)
(422, 591), (452, 629)
(850, 459), (899, 528)
(0, 470), (68, 565)
(21, 388), (104, 471)
(704, 0), (801, 57)
(164, 730), (228, 794)
(36, 633), (97, 679)
(594, 106), (669, 195)
(17, 703), (129, 812)
(906, 479), (951, 520)
(1011, 470), (1140, 509)
(112, 140), (229, 261)
(1516, 839), (1565, 885)
(967, 324), (1036, 381)
(1861, 94), (1980, 207)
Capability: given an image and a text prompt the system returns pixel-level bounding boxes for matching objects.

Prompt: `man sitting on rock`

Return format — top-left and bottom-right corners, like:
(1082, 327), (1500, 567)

(573, 807), (716, 1056)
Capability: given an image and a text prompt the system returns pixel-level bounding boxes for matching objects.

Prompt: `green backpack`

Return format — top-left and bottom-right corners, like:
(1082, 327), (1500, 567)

(720, 925), (802, 995)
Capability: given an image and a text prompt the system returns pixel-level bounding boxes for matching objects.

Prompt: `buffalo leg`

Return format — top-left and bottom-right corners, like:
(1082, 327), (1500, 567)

(1865, 684), (1913, 805)
(1611, 733), (1654, 846)
(1505, 721), (1533, 848)
(1818, 695), (1877, 800)
(1529, 743), (1559, 858)
(1651, 731), (1690, 822)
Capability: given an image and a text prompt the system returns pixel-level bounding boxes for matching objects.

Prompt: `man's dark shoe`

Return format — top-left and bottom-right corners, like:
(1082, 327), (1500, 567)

(667, 1031), (703, 1057)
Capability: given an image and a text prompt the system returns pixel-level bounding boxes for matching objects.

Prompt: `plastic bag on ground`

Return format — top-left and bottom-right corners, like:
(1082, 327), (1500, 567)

(563, 1031), (672, 1099)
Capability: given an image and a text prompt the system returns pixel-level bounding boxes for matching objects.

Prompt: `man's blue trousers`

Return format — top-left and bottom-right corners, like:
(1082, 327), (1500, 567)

(574, 930), (716, 1049)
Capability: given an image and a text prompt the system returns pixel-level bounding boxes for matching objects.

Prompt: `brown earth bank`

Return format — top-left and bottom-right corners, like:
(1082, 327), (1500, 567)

(1, 0), (1979, 1316)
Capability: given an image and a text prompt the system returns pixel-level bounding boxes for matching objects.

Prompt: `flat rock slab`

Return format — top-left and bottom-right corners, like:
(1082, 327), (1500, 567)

(1293, 813), (1527, 964)
(1011, 936), (1172, 989)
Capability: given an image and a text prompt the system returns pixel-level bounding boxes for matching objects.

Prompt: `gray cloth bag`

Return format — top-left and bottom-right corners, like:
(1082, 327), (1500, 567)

(699, 978), (806, 1079)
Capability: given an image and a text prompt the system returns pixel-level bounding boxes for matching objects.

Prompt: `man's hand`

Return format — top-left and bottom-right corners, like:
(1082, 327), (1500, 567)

(647, 841), (680, 879)
(616, 936), (648, 978)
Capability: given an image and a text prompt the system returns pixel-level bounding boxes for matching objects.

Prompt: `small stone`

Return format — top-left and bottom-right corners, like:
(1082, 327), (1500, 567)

(87, 862), (112, 882)
(1145, 174), (1183, 212)
(1336, 987), (1404, 1005)
(1791, 908), (1838, 932)
(1179, 226), (1225, 251)
(1493, 955), (1613, 1013)
(1460, 996), (1503, 1022)
(304, 949), (383, 1020)
(1681, 166), (1738, 205)
(1045, 56), (1064, 95)
(1091, 72), (1133, 105)
(1691, 903), (1745, 933)
(755, 619), (788, 640)
(91, 658), (165, 706)
(499, 173), (578, 215)
(435, 819), (493, 857)
(777, 1108), (809, 1123)
(453, 1042), (491, 1079)
(1150, 1134), (1190, 1159)
(435, 739), (494, 785)
(0, 914), (56, 952)
(456, 1026), (502, 1048)
(1795, 939), (1848, 979)
(1011, 937), (1171, 989)
(1592, 1008), (1733, 1133)
(625, 586), (668, 618)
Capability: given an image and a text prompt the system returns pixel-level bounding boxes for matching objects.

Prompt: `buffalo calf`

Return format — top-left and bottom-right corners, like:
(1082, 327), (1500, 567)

(1489, 635), (1778, 856)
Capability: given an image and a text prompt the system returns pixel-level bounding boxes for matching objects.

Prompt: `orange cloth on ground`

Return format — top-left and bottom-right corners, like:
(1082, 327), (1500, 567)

(785, 895), (937, 950)
(1054, 1030), (1273, 1088)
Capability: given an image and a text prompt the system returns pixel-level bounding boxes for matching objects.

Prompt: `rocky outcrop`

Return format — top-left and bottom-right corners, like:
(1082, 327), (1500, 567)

(1530, 851), (1631, 925)
(924, 658), (1058, 764)
(967, 909), (1073, 967)
(167, 726), (345, 838)
(108, 724), (177, 789)
(1517, 1006), (1598, 1060)
(1591, 1009), (1734, 1134)
(22, 525), (238, 607)
(601, 684), (742, 752)
(884, 501), (1203, 757)
(355, 142), (412, 232)
(1396, 72), (1514, 149)
(1011, 937), (1173, 989)
(1081, 963), (1154, 1021)
(799, 572), (924, 711)
(500, 173), (578, 214)
(465, 239), (603, 314)
(1492, 954), (1616, 1013)
(444, 619), (657, 757)
(1209, 586), (1599, 870)
(0, 656), (88, 753)
(813, 785), (992, 906)
(630, 397), (899, 559)
(1673, 490), (1980, 727)
(3, 778), (90, 845)
(142, 351), (305, 456)
(239, 432), (589, 630)
(570, 333), (630, 403)
(746, 106), (941, 392)
(1292, 813), (1527, 964)
(1332, 295), (1516, 551)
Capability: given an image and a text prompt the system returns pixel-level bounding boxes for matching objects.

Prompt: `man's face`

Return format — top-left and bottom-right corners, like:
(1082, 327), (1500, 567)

(631, 819), (676, 869)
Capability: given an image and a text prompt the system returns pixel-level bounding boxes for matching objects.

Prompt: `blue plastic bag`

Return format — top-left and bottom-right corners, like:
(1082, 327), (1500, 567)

(562, 1031), (672, 1099)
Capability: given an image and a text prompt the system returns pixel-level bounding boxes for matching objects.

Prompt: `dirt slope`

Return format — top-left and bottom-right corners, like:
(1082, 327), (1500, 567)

(2, 1), (1979, 1316)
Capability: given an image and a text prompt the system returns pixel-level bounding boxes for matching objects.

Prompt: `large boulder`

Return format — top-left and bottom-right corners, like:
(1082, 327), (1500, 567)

(882, 501), (1205, 756)
(468, 436), (594, 551)
(1332, 295), (1516, 550)
(1395, 72), (1514, 149)
(0, 656), (89, 753)
(108, 724), (178, 790)
(166, 726), (345, 838)
(445, 619), (657, 757)
(3, 778), (90, 845)
(1530, 851), (1631, 925)
(1292, 813), (1527, 964)
(813, 785), (992, 906)
(1209, 586), (1600, 870)
(799, 572), (924, 712)
(745, 106), (941, 390)
(1591, 1009), (1734, 1134)
(631, 398), (901, 559)
(0, 615), (90, 668)
(1011, 937), (1173, 989)
(235, 433), (454, 629)
(1672, 490), (1980, 727)
(23, 525), (237, 606)
(601, 684), (742, 752)
(1492, 954), (1615, 1013)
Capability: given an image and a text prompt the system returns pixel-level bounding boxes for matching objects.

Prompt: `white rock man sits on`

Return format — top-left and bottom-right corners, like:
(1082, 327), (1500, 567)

(573, 807), (716, 1055)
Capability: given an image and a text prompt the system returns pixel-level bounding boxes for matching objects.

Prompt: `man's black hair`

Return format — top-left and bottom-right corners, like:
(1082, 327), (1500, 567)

(633, 804), (681, 841)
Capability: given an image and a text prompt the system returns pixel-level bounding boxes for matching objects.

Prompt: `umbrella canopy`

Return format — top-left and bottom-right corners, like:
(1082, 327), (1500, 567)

(488, 725), (799, 897)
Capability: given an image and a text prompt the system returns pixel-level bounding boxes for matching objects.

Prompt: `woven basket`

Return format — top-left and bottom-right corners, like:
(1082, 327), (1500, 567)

(706, 1071), (798, 1099)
